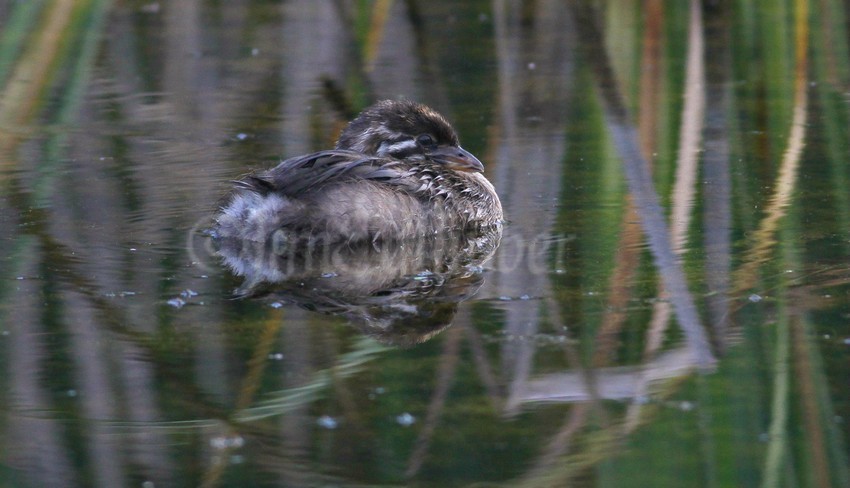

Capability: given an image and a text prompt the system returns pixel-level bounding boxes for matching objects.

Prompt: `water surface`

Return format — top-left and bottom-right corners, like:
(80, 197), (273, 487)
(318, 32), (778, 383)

(2, 1), (849, 487)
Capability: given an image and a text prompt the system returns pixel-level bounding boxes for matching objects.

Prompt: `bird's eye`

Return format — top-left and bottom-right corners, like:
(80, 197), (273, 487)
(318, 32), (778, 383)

(416, 134), (436, 147)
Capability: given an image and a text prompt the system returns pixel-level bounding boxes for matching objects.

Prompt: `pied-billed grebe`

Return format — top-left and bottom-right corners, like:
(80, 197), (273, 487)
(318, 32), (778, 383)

(215, 100), (503, 246)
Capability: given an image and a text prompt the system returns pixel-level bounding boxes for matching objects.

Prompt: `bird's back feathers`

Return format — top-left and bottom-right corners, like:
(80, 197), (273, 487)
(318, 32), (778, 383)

(236, 150), (410, 197)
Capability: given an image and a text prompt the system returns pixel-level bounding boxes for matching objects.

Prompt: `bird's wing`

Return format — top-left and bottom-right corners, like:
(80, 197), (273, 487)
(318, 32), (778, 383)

(234, 150), (413, 197)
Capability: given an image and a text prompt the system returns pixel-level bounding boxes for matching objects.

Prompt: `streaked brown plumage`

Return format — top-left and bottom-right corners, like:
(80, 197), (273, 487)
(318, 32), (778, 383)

(215, 100), (503, 247)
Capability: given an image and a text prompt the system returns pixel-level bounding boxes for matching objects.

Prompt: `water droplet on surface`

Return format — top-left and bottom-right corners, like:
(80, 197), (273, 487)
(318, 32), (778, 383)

(317, 415), (338, 429)
(396, 412), (416, 426)
(210, 435), (244, 449)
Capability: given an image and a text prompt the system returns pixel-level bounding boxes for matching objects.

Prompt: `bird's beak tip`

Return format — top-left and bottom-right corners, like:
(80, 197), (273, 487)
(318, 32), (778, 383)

(432, 145), (485, 173)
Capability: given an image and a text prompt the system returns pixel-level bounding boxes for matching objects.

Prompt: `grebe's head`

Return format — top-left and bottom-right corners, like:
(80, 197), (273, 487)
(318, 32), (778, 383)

(335, 99), (483, 172)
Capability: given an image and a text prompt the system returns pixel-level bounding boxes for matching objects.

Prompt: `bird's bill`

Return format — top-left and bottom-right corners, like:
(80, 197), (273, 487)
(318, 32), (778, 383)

(431, 145), (485, 173)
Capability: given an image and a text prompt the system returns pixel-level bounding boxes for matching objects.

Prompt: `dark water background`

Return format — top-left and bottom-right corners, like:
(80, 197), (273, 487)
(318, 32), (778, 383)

(2, 1), (850, 486)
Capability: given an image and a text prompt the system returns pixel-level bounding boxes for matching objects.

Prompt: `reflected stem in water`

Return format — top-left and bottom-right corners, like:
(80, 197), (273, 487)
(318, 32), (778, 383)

(201, 311), (285, 488)
(701, 0), (734, 351)
(405, 325), (462, 478)
(461, 321), (503, 410)
(790, 307), (832, 488)
(570, 1), (715, 368)
(732, 0), (809, 299)
(642, 0), (705, 381)
(0, 0), (74, 156)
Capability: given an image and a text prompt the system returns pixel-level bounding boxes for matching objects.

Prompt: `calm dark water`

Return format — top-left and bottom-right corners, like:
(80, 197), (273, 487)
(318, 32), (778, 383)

(2, 1), (850, 487)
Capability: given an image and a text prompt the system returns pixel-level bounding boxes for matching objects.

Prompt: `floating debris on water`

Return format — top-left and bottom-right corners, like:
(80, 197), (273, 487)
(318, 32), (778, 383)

(269, 301), (283, 309)
(748, 294), (763, 303)
(481, 332), (574, 346)
(167, 298), (186, 309)
(413, 270), (435, 281)
(104, 291), (137, 298)
(368, 386), (386, 400)
(210, 435), (244, 450)
(395, 412), (416, 426)
(267, 353), (284, 360)
(317, 415), (338, 429)
(180, 289), (198, 298)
